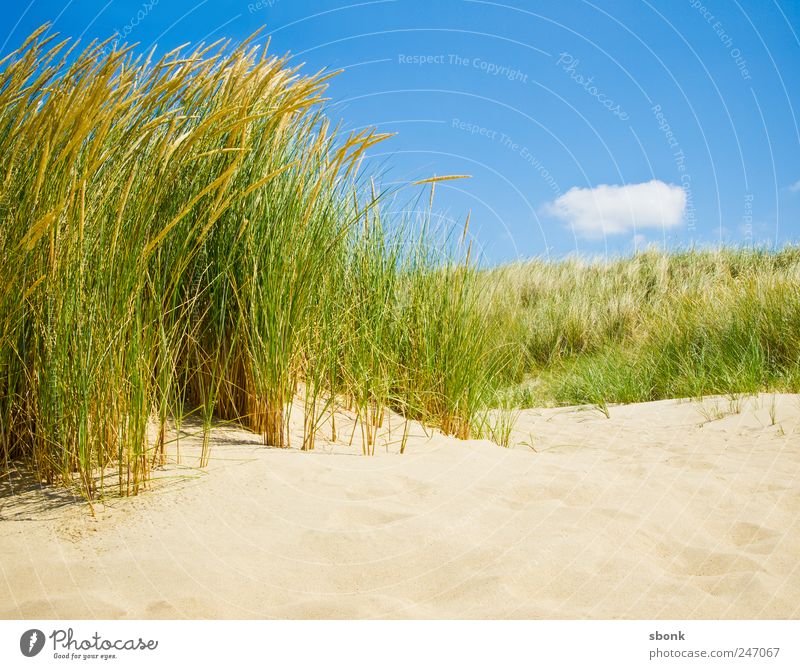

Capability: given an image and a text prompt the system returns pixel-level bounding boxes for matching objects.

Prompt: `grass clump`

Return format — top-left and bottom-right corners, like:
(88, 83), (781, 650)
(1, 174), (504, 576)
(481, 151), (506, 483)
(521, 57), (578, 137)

(0, 26), (508, 498)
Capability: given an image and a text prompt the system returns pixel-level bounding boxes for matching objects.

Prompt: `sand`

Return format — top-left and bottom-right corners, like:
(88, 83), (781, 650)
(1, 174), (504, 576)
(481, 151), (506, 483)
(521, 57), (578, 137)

(1, 393), (799, 619)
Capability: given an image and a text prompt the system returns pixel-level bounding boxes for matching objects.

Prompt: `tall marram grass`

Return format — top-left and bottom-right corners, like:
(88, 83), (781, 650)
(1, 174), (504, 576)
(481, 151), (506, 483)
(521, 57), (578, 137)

(0, 27), (508, 498)
(490, 247), (800, 407)
(7, 27), (791, 502)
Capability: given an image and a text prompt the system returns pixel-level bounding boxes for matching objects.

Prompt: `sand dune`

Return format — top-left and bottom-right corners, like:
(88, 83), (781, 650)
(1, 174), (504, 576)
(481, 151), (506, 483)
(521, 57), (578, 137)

(1, 394), (799, 619)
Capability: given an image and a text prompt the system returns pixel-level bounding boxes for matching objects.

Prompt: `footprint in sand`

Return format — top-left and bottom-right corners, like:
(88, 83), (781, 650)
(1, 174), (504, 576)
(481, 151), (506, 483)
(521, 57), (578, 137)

(659, 543), (762, 577)
(728, 521), (780, 555)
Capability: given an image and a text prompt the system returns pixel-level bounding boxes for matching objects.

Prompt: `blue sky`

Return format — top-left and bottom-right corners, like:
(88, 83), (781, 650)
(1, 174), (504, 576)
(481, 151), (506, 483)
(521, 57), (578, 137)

(2, 0), (799, 261)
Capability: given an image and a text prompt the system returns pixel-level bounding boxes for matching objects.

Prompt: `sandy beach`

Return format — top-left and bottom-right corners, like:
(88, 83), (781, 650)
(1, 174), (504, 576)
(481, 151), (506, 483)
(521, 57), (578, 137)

(1, 394), (798, 619)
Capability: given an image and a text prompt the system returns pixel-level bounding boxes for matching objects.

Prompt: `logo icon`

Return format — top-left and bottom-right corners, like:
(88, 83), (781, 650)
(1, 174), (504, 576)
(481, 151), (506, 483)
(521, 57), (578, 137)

(20, 629), (45, 657)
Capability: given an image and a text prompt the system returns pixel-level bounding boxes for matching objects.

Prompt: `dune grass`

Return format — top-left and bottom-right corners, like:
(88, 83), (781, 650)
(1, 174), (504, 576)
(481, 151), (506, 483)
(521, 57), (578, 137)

(490, 247), (800, 408)
(0, 26), (509, 498)
(2, 27), (797, 501)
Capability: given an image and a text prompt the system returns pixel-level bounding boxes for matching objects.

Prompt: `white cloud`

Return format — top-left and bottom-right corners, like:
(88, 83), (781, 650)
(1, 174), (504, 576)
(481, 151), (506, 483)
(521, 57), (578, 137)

(544, 180), (686, 239)
(789, 179), (800, 193)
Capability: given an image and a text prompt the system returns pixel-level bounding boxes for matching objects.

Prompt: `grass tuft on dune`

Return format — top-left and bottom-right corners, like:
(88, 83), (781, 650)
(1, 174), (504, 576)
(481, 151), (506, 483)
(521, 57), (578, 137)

(0, 26), (506, 498)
